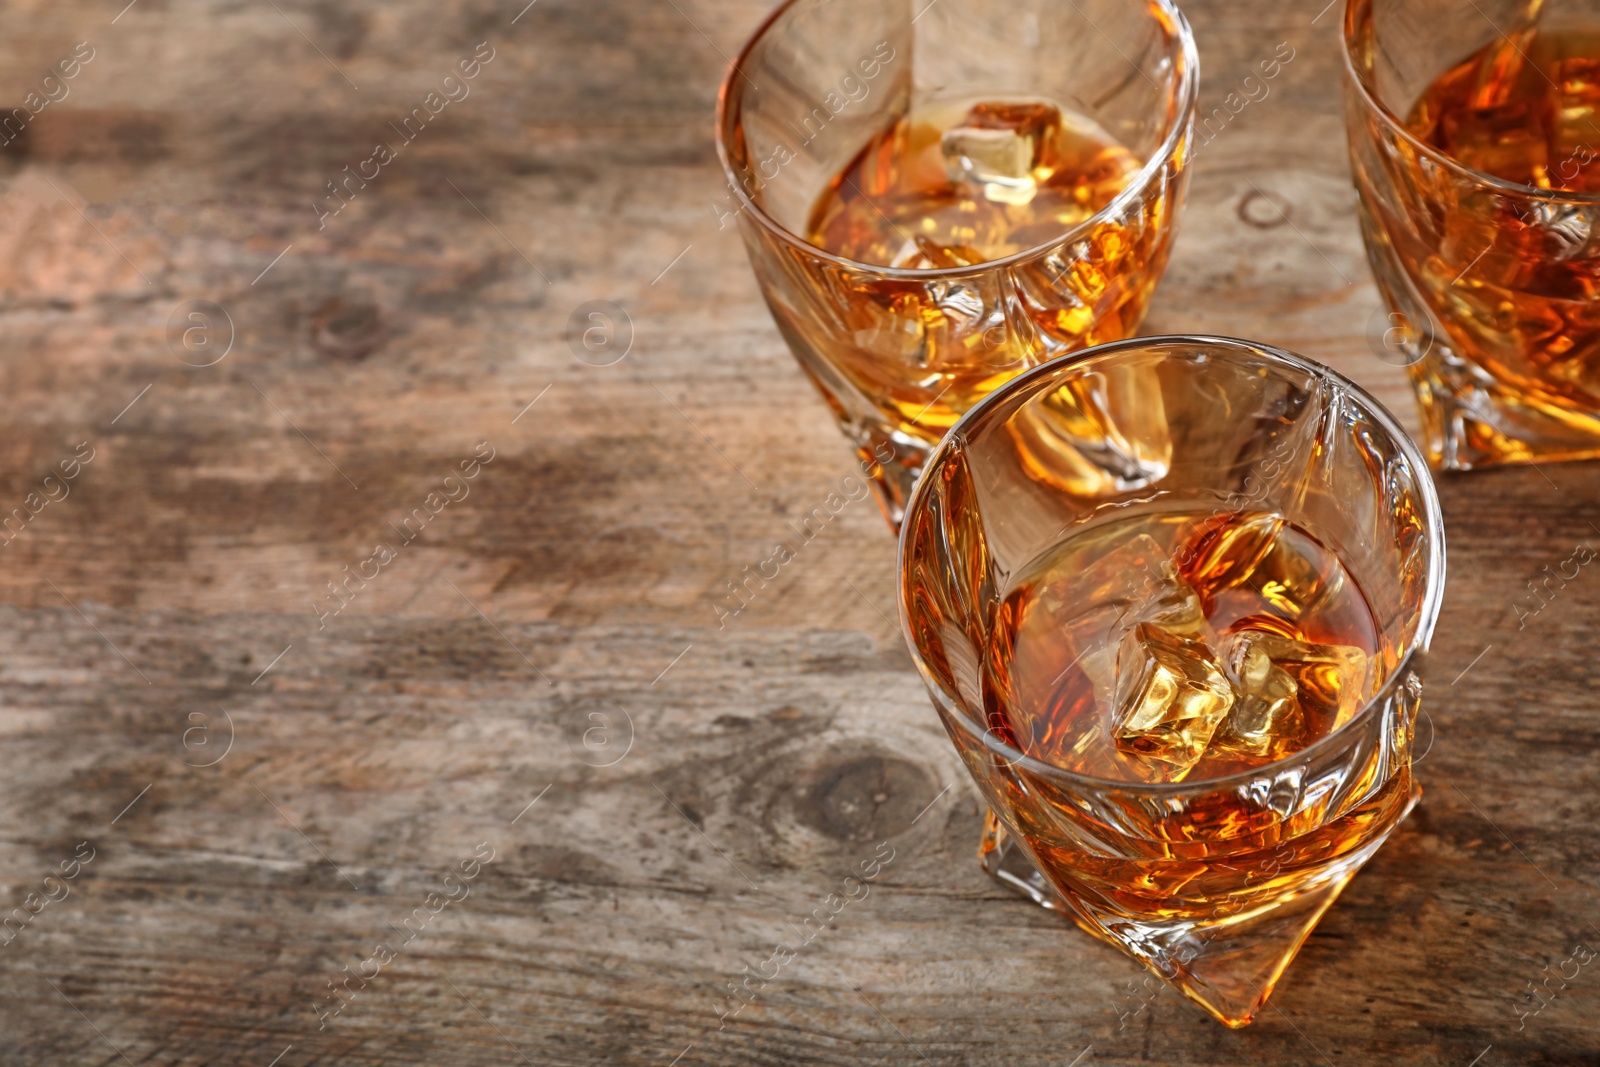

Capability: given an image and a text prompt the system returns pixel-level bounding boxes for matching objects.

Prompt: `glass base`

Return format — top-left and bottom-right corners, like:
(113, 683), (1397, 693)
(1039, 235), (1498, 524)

(853, 430), (932, 533)
(978, 809), (1070, 912)
(1358, 201), (1600, 471)
(1407, 340), (1600, 471)
(976, 790), (1419, 1028)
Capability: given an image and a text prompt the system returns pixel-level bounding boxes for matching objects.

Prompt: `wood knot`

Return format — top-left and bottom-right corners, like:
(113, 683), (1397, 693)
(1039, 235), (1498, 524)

(794, 755), (932, 844)
(1238, 187), (1290, 229)
(311, 298), (386, 360)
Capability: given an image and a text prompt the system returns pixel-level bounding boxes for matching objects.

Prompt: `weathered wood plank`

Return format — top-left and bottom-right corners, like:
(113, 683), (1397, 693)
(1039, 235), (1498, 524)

(0, 0), (1594, 1064)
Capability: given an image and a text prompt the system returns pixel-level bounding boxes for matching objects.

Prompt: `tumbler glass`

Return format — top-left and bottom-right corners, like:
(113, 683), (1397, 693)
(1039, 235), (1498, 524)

(716, 0), (1198, 526)
(1344, 0), (1600, 469)
(897, 336), (1445, 1026)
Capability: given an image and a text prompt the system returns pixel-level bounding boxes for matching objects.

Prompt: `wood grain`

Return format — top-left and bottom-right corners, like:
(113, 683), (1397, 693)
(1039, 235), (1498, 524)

(0, 0), (1594, 1064)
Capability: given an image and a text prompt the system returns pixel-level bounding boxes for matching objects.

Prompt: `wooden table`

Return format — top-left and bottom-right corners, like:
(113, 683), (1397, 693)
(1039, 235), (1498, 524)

(0, 0), (1593, 1064)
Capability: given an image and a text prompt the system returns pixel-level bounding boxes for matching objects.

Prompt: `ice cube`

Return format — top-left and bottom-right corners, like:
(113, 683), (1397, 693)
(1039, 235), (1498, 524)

(1028, 533), (1209, 728)
(1557, 55), (1600, 103)
(1141, 559), (1207, 636)
(891, 235), (989, 270)
(966, 100), (1063, 142)
(1042, 533), (1205, 638)
(941, 101), (1062, 205)
(1220, 629), (1370, 746)
(1015, 532), (1207, 693)
(1111, 622), (1236, 780)
(1213, 631), (1304, 760)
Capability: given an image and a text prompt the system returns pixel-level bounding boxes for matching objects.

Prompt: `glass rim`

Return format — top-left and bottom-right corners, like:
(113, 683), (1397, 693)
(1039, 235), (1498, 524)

(713, 0), (1201, 282)
(1339, 0), (1600, 205)
(894, 333), (1448, 797)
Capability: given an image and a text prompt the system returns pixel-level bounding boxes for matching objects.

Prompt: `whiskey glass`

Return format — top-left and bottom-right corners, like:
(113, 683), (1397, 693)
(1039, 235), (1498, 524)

(715, 0), (1198, 526)
(1344, 0), (1600, 469)
(897, 336), (1445, 1027)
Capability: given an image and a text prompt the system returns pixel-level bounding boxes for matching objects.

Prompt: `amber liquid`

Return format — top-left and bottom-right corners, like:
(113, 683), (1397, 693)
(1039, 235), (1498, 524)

(808, 99), (1141, 268)
(1389, 24), (1600, 458)
(1408, 25), (1600, 193)
(987, 509), (1383, 785)
(968, 507), (1412, 927)
(794, 98), (1156, 437)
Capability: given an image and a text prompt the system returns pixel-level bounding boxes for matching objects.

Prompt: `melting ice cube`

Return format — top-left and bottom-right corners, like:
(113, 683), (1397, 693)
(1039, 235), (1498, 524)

(941, 101), (1062, 205)
(890, 235), (989, 271)
(1218, 629), (1370, 753)
(1111, 622), (1236, 781)
(1053, 534), (1211, 711)
(1141, 560), (1207, 637)
(1214, 631), (1305, 760)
